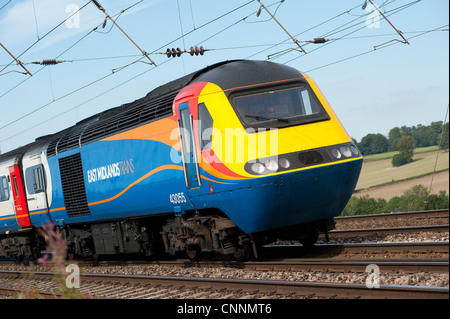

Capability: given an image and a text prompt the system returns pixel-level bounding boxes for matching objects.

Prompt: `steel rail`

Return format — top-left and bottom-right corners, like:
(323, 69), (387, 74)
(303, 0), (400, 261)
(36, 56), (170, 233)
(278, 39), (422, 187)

(165, 259), (449, 273)
(326, 225), (449, 237)
(81, 273), (448, 299)
(0, 287), (62, 299)
(3, 270), (447, 299)
(335, 209), (449, 222)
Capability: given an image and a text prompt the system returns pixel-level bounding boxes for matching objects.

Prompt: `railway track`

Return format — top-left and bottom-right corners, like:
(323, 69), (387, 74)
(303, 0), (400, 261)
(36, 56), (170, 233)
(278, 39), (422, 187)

(330, 209), (448, 237)
(119, 258), (449, 273)
(335, 209), (449, 223)
(1, 241), (447, 299)
(326, 224), (449, 237)
(260, 241), (449, 259)
(0, 209), (447, 300)
(0, 270), (448, 299)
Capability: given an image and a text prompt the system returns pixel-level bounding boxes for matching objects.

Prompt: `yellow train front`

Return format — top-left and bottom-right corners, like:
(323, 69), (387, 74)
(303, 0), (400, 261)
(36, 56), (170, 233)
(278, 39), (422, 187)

(172, 60), (363, 251)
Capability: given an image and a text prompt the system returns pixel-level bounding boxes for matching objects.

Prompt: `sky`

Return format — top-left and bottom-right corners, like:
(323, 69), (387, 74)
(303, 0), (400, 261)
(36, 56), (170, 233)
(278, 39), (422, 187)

(0, 0), (448, 154)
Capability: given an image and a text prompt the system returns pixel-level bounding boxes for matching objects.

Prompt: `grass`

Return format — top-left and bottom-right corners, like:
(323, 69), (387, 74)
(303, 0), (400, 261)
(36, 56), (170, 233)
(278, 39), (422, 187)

(362, 146), (440, 162)
(355, 147), (449, 191)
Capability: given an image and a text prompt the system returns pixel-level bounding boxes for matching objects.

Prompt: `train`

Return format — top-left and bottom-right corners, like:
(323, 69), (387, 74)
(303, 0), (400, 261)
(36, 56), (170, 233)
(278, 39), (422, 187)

(0, 60), (363, 261)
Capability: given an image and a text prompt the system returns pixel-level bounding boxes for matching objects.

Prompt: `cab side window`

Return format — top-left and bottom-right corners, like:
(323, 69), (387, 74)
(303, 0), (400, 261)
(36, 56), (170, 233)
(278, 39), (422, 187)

(25, 165), (46, 195)
(198, 103), (214, 151)
(0, 176), (9, 202)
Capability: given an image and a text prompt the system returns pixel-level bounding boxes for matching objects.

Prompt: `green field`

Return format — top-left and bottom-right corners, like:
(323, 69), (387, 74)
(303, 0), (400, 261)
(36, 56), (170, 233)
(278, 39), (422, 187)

(355, 147), (449, 191)
(362, 146), (440, 162)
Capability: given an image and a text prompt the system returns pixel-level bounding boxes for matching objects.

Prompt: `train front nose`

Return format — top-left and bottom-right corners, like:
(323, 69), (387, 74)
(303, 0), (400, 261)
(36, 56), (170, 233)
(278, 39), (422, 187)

(272, 157), (363, 228)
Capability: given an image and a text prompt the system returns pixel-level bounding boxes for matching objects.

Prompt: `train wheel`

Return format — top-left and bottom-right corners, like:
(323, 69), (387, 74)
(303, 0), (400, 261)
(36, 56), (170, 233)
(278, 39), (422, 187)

(298, 228), (319, 247)
(186, 244), (202, 262)
(232, 243), (250, 262)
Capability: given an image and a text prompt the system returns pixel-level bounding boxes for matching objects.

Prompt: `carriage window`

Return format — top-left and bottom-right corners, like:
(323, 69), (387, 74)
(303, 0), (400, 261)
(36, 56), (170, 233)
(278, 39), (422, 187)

(231, 85), (329, 129)
(0, 176), (9, 202)
(198, 103), (214, 150)
(25, 165), (46, 195)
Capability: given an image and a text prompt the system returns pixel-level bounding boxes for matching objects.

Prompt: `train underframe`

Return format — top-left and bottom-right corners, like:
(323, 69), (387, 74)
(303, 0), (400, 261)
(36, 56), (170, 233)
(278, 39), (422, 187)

(0, 210), (336, 261)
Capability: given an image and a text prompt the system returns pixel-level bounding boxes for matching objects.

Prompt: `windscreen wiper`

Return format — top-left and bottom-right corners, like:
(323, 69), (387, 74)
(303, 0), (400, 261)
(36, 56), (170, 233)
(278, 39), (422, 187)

(245, 114), (289, 123)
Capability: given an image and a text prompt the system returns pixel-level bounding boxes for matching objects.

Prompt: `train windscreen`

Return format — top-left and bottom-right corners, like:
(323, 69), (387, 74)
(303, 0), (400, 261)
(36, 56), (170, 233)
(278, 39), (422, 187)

(231, 85), (330, 129)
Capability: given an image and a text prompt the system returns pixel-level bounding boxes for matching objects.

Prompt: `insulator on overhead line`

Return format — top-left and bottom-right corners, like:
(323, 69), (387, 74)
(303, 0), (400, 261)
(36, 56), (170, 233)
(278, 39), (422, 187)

(190, 46), (204, 56)
(164, 46), (207, 58)
(256, 6), (262, 17)
(362, 0), (368, 10)
(91, 0), (103, 10)
(307, 38), (331, 44)
(32, 59), (67, 65)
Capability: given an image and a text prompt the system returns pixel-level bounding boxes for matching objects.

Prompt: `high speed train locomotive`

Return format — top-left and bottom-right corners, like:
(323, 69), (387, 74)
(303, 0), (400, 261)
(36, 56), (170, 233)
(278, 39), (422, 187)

(0, 60), (362, 261)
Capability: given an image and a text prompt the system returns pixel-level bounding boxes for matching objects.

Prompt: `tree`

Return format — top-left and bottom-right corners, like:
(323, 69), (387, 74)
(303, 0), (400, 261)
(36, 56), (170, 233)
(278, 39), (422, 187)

(392, 153), (408, 167)
(358, 133), (388, 155)
(388, 127), (401, 151)
(439, 122), (449, 149)
(397, 135), (415, 163)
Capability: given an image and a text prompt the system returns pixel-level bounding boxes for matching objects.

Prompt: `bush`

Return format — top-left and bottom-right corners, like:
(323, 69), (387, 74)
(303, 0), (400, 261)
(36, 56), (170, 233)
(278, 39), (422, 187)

(392, 153), (408, 166)
(342, 195), (387, 216)
(343, 184), (449, 216)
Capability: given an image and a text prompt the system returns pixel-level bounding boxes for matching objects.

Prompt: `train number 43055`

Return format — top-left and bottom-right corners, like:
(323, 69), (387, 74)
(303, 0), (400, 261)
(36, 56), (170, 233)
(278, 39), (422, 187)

(170, 192), (186, 204)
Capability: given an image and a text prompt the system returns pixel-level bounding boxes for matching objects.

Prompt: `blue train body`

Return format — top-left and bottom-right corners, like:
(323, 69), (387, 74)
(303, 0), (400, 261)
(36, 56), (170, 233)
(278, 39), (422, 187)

(0, 60), (362, 260)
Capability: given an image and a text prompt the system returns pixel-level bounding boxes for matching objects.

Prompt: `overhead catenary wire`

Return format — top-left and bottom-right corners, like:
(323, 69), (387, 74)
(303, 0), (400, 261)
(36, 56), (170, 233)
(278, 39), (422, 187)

(7, 25), (445, 68)
(0, 0), (253, 101)
(31, 0), (40, 40)
(0, 0), (144, 100)
(245, 2), (363, 60)
(0, 59), (172, 144)
(147, 0), (254, 56)
(362, 0), (410, 45)
(0, 1), (256, 134)
(0, 1), (445, 150)
(1, 20), (446, 144)
(302, 24), (448, 73)
(280, 0), (422, 64)
(0, 1), (91, 75)
(90, 0), (156, 67)
(0, 0), (13, 12)
(256, 0), (306, 54)
(266, 0), (412, 62)
(244, 0), (284, 23)
(0, 42), (32, 77)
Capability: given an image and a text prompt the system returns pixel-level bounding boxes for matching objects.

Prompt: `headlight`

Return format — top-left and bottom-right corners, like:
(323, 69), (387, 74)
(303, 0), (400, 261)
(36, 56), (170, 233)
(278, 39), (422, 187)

(278, 158), (291, 169)
(330, 149), (341, 159)
(340, 146), (352, 157)
(250, 163), (265, 174)
(264, 159), (278, 171)
(350, 145), (359, 155)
